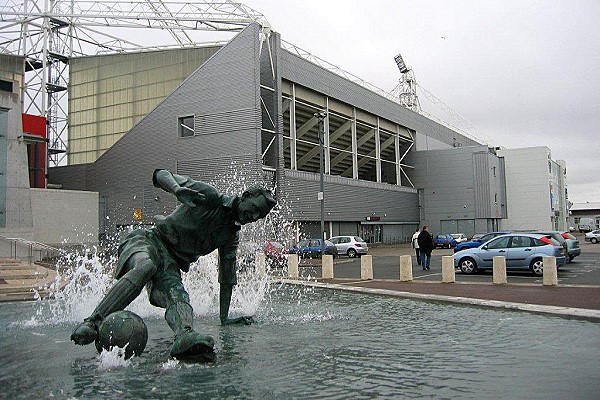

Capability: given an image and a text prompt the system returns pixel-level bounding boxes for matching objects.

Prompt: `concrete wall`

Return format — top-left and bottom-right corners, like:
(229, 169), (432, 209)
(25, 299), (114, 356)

(0, 54), (34, 240)
(497, 147), (558, 231)
(30, 188), (99, 246)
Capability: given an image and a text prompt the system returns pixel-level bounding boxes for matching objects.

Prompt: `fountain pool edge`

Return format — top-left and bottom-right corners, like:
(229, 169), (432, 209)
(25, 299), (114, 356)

(277, 278), (600, 322)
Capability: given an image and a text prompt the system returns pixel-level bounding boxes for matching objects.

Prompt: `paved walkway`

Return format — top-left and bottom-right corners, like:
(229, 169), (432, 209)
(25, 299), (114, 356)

(290, 242), (600, 321)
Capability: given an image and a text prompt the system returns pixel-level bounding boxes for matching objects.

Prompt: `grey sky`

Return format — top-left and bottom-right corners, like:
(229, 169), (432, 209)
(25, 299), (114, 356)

(243, 0), (600, 203)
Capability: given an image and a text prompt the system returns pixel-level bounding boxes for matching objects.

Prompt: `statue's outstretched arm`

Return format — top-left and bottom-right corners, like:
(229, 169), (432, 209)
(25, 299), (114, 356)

(219, 284), (254, 326)
(153, 169), (206, 207)
(218, 240), (254, 326)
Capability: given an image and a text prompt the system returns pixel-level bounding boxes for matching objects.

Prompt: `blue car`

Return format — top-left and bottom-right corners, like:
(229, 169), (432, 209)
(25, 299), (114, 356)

(453, 231), (510, 253)
(453, 233), (566, 276)
(434, 234), (457, 249)
(288, 239), (338, 258)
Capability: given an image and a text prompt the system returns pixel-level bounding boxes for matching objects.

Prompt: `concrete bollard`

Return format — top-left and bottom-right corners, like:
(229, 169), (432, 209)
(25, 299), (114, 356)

(441, 256), (455, 283)
(399, 255), (413, 282)
(287, 254), (299, 278)
(322, 254), (334, 279)
(255, 252), (266, 277)
(543, 256), (558, 286)
(493, 256), (507, 284)
(360, 255), (373, 280)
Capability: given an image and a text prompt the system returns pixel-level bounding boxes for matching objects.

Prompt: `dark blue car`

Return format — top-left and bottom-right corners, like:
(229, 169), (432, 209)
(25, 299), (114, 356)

(453, 231), (510, 253)
(288, 239), (338, 258)
(434, 234), (457, 249)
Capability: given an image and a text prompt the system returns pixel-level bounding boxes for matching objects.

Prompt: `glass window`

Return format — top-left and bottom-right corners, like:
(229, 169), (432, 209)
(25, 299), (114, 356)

(487, 236), (510, 249)
(178, 115), (194, 137)
(511, 236), (531, 248)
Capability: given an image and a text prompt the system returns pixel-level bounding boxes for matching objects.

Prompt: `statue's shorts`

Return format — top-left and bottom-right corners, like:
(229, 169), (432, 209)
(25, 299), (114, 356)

(115, 228), (237, 308)
(116, 228), (188, 308)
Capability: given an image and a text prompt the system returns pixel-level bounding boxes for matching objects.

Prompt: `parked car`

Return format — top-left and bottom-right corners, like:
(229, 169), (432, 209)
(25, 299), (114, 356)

(453, 233), (566, 276)
(454, 231), (511, 253)
(288, 239), (338, 258)
(560, 232), (581, 262)
(585, 230), (600, 244)
(470, 233), (485, 241)
(450, 233), (468, 244)
(329, 235), (369, 258)
(534, 231), (569, 259)
(264, 240), (287, 267)
(434, 234), (457, 249)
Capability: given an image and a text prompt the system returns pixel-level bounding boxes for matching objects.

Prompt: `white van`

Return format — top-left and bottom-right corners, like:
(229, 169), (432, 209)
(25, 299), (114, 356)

(578, 217), (594, 233)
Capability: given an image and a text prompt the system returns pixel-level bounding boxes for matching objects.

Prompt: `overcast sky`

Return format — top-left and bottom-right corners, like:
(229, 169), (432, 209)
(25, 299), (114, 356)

(243, 0), (600, 204)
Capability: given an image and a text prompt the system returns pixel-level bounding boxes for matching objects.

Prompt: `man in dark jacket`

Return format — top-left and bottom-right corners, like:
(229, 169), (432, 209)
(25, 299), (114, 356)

(417, 225), (435, 270)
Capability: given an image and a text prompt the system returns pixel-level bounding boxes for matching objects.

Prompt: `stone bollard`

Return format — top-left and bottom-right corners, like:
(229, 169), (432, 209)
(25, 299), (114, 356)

(543, 256), (558, 286)
(287, 254), (299, 279)
(255, 252), (266, 277)
(360, 255), (373, 280)
(322, 254), (334, 279)
(493, 256), (507, 284)
(399, 255), (413, 282)
(441, 256), (455, 283)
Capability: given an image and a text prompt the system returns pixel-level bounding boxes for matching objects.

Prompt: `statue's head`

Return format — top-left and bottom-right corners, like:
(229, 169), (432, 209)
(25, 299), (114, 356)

(236, 186), (277, 225)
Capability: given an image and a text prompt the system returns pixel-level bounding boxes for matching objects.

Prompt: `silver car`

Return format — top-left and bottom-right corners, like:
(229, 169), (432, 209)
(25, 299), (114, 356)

(561, 231), (581, 262)
(450, 233), (468, 244)
(329, 235), (369, 258)
(535, 231), (575, 263)
(585, 230), (600, 244)
(453, 233), (566, 276)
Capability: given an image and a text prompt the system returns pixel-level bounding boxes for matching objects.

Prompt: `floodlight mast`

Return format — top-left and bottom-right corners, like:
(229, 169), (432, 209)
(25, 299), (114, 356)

(393, 53), (420, 112)
(0, 0), (270, 167)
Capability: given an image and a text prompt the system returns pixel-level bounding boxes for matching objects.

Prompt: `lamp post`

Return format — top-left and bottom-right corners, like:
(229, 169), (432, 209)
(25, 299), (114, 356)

(314, 111), (327, 256)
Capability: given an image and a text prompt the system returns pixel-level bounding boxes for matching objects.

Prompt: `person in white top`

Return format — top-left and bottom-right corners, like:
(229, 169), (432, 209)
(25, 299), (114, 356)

(411, 228), (421, 266)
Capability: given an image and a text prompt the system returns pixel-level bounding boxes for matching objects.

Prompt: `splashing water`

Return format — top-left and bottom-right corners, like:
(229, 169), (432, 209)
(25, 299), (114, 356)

(97, 345), (135, 371)
(30, 246), (275, 327)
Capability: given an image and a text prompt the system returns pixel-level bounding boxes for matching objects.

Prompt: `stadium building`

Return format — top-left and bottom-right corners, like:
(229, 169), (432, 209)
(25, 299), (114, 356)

(0, 1), (568, 250)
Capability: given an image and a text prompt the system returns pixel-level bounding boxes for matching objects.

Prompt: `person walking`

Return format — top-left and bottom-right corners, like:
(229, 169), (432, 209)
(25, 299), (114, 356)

(411, 228), (421, 265)
(417, 225), (434, 270)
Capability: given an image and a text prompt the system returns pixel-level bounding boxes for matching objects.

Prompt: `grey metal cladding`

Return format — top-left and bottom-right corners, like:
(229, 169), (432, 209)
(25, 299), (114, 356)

(280, 50), (479, 147)
(177, 154), (262, 191)
(473, 151), (491, 218)
(195, 108), (258, 135)
(284, 171), (418, 222)
(48, 164), (89, 190)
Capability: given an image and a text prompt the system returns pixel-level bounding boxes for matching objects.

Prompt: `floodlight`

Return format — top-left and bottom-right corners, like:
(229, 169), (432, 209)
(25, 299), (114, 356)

(394, 53), (409, 74)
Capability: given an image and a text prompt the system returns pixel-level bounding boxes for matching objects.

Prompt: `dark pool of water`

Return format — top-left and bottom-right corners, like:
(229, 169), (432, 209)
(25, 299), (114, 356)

(1, 285), (598, 399)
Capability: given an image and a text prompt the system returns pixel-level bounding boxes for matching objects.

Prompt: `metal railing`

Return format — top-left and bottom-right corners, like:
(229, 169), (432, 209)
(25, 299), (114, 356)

(0, 236), (61, 265)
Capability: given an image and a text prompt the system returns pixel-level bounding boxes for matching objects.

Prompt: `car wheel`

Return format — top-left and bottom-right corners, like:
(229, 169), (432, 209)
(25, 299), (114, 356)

(568, 255), (574, 263)
(347, 248), (357, 258)
(530, 258), (544, 276)
(459, 258), (477, 274)
(592, 238), (599, 244)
